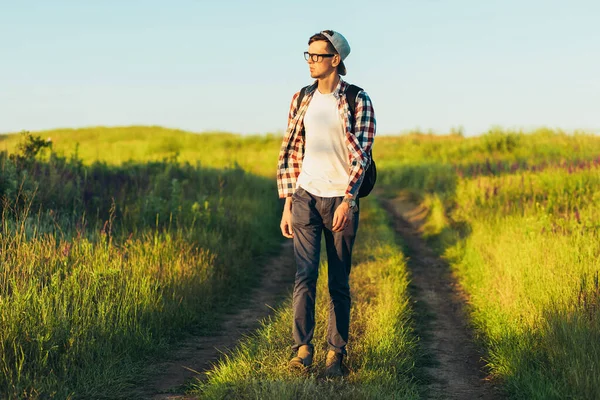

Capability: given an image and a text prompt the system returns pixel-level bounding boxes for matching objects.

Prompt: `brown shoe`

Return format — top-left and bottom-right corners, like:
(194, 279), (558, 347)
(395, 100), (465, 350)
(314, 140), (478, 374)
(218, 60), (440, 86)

(289, 344), (314, 370)
(325, 350), (344, 378)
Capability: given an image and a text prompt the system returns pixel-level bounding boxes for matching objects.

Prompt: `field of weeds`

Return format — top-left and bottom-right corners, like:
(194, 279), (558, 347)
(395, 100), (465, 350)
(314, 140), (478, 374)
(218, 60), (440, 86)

(377, 128), (600, 399)
(1, 126), (599, 399)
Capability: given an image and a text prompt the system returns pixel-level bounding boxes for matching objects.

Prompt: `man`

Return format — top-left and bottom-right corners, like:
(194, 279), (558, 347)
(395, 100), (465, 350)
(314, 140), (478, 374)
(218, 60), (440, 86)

(276, 30), (376, 377)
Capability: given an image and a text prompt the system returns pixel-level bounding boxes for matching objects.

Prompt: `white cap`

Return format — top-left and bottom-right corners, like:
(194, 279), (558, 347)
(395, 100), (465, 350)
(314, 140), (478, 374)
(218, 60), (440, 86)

(320, 30), (351, 75)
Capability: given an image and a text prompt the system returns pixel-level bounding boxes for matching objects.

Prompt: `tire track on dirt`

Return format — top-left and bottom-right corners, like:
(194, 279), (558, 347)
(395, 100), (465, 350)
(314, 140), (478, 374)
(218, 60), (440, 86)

(138, 240), (296, 400)
(381, 195), (504, 400)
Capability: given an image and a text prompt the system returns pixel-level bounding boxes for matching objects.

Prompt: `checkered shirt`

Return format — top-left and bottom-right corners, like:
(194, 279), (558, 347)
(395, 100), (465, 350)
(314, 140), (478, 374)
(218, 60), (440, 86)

(276, 79), (376, 198)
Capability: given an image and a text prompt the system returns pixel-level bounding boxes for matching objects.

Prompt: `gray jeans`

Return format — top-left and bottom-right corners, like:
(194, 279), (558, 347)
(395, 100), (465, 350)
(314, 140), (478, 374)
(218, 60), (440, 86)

(291, 186), (359, 355)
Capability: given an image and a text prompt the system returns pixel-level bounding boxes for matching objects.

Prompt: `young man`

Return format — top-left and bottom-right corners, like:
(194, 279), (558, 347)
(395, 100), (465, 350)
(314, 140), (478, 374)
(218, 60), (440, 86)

(276, 30), (376, 377)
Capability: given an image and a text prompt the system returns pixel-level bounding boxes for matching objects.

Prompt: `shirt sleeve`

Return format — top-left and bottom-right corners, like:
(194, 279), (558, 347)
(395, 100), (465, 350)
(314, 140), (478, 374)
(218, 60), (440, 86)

(276, 91), (302, 198)
(346, 90), (376, 197)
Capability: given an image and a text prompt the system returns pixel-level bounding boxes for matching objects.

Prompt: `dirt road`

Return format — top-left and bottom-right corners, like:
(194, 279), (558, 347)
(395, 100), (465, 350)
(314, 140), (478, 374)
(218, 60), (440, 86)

(381, 195), (504, 400)
(140, 240), (296, 400)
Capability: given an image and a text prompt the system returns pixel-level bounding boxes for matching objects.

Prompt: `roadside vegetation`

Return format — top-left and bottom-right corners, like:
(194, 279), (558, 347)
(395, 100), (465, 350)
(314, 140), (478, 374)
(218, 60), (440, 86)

(377, 128), (600, 399)
(0, 126), (281, 176)
(0, 131), (282, 398)
(2, 126), (600, 399)
(193, 197), (420, 400)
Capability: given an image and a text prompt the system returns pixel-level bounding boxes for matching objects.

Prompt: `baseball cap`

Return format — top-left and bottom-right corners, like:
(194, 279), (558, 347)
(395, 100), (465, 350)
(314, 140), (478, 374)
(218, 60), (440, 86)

(320, 30), (351, 76)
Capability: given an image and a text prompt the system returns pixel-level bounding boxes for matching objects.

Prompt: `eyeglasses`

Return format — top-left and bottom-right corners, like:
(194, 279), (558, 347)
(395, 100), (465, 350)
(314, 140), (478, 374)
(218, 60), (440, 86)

(304, 52), (335, 62)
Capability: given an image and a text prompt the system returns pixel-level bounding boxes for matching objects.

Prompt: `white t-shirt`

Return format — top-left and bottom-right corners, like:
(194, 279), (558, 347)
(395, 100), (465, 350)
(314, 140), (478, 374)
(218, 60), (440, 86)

(296, 89), (350, 197)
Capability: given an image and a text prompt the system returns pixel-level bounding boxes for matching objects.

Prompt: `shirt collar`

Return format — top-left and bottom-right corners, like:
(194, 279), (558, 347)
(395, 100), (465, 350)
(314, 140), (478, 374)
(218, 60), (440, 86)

(305, 77), (348, 100)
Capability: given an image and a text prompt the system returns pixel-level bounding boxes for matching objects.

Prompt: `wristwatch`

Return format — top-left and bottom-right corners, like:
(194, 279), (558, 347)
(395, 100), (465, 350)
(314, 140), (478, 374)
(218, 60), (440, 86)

(342, 197), (357, 210)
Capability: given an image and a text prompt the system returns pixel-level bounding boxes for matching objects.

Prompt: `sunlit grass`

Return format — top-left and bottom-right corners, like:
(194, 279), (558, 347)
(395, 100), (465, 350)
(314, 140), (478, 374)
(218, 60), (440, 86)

(377, 131), (600, 399)
(0, 127), (282, 177)
(193, 198), (420, 399)
(3, 126), (600, 398)
(0, 132), (283, 398)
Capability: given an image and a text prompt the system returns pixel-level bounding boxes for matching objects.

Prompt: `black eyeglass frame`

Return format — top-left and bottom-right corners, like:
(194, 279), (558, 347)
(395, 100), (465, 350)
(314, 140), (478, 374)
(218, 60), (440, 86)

(304, 51), (336, 62)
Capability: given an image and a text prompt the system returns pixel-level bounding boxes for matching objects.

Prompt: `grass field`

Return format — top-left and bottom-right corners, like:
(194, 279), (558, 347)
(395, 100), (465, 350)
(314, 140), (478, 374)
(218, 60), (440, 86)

(194, 198), (419, 400)
(376, 129), (600, 399)
(1, 126), (600, 399)
(0, 130), (283, 398)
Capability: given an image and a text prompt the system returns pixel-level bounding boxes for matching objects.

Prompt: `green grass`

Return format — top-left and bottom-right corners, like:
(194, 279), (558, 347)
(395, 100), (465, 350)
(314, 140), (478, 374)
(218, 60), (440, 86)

(0, 127), (282, 177)
(445, 167), (600, 399)
(375, 129), (600, 399)
(193, 197), (420, 399)
(3, 126), (600, 398)
(0, 132), (283, 398)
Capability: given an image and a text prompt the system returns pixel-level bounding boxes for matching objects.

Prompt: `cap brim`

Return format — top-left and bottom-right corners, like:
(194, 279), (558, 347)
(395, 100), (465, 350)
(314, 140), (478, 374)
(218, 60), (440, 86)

(339, 61), (347, 76)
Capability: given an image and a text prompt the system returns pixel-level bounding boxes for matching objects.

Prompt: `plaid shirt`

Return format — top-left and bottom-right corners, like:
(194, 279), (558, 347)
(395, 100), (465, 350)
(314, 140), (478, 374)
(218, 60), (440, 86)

(276, 78), (376, 198)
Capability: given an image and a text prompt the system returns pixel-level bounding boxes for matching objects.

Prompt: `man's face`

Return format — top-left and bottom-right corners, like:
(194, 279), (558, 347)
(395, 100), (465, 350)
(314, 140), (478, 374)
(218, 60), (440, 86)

(307, 40), (339, 79)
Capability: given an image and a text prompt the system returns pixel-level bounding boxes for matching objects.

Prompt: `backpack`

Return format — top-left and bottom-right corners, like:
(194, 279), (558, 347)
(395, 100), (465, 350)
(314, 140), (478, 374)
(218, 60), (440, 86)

(296, 84), (376, 198)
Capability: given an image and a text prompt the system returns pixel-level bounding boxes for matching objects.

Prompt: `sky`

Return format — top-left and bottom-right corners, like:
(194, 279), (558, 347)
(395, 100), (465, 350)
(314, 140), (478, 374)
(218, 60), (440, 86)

(1, 0), (599, 136)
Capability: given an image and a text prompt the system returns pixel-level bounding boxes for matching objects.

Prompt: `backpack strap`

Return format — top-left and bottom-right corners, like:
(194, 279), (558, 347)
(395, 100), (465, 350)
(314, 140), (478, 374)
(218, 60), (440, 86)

(345, 84), (362, 120)
(295, 84), (363, 118)
(295, 86), (310, 115)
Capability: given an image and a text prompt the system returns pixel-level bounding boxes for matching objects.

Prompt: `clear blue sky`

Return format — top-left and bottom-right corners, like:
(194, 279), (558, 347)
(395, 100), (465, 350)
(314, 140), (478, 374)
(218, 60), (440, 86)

(1, 0), (598, 136)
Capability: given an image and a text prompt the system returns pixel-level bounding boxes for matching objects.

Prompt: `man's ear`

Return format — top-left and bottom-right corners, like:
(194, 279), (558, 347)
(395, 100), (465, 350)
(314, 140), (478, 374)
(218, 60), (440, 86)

(332, 54), (340, 67)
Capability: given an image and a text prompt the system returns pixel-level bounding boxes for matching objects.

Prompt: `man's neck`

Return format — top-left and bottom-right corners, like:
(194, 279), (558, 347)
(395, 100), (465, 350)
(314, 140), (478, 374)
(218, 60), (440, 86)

(317, 73), (340, 94)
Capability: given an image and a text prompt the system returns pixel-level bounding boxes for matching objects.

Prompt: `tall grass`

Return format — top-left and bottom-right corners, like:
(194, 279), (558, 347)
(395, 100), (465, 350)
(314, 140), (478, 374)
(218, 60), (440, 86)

(376, 129), (600, 399)
(0, 132), (282, 398)
(0, 127), (282, 177)
(3, 126), (600, 398)
(447, 165), (600, 399)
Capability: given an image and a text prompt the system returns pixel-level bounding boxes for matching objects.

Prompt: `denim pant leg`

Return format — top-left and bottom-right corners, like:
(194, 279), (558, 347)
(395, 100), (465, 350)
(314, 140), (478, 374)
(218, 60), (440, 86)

(291, 188), (323, 351)
(323, 197), (359, 355)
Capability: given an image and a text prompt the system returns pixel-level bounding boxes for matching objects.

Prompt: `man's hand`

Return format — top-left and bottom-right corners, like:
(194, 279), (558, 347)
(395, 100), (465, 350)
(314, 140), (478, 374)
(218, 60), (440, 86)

(332, 201), (353, 232)
(280, 198), (294, 238)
